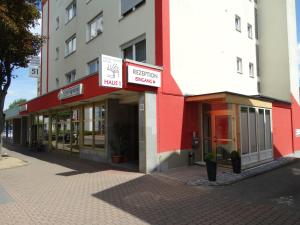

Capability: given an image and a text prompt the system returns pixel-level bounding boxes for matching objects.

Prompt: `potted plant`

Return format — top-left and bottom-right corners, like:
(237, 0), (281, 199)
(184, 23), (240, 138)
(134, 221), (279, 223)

(110, 122), (129, 164)
(230, 150), (241, 174)
(204, 152), (217, 181)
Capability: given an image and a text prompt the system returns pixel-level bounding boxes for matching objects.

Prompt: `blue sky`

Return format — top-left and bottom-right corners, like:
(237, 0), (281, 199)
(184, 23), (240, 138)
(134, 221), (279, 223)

(3, 1), (300, 109)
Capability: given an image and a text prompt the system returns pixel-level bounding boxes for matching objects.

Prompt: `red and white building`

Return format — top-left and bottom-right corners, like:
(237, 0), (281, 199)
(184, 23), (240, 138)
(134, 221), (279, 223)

(7, 0), (300, 173)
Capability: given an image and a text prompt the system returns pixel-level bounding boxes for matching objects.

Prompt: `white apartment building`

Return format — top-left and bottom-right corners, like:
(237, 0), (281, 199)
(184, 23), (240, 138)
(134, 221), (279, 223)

(8, 0), (300, 173)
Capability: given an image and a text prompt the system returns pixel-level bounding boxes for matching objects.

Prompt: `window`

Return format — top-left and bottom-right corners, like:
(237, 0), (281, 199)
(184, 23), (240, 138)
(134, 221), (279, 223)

(94, 104), (106, 149)
(255, 8), (258, 39)
(56, 16), (59, 30)
(87, 59), (99, 75)
(237, 57), (242, 74)
(249, 63), (254, 77)
(121, 0), (145, 17)
(55, 47), (59, 60)
(240, 107), (272, 156)
(65, 70), (76, 84)
(256, 44), (260, 76)
(65, 35), (76, 56)
(122, 39), (146, 62)
(71, 109), (80, 152)
(55, 78), (59, 88)
(248, 23), (253, 39)
(66, 1), (76, 22)
(84, 106), (93, 147)
(87, 14), (103, 41)
(235, 15), (241, 32)
(240, 107), (249, 155)
(135, 39), (146, 62)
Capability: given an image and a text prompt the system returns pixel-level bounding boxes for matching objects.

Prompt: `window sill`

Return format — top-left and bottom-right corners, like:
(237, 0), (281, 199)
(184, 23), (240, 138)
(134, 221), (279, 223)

(86, 33), (102, 44)
(64, 50), (76, 58)
(65, 16), (76, 26)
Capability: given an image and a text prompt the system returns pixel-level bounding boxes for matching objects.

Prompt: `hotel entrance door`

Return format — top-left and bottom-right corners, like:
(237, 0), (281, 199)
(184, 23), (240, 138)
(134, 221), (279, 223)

(203, 103), (236, 166)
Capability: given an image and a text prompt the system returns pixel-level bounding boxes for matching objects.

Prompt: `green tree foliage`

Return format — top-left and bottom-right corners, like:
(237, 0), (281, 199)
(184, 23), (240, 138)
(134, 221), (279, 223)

(0, 0), (44, 134)
(8, 98), (27, 109)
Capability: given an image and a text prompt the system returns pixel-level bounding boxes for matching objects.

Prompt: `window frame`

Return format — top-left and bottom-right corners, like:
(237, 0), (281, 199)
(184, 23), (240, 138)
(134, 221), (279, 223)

(87, 13), (103, 42)
(120, 0), (146, 18)
(237, 57), (243, 74)
(87, 58), (99, 75)
(235, 15), (241, 32)
(66, 1), (76, 24)
(65, 35), (76, 57)
(65, 70), (76, 84)
(249, 62), (254, 77)
(247, 23), (253, 39)
(121, 36), (146, 62)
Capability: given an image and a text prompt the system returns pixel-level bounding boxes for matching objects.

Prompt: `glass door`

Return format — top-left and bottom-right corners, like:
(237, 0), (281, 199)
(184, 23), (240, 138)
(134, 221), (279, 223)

(56, 111), (72, 152)
(212, 114), (234, 166)
(202, 103), (236, 166)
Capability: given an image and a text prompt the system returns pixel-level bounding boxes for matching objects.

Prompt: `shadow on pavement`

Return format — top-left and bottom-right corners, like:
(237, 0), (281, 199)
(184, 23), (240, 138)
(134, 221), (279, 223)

(3, 144), (137, 176)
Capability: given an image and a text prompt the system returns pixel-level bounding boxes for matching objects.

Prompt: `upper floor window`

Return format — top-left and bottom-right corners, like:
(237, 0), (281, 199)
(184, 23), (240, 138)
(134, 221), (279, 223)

(56, 16), (59, 30)
(249, 63), (254, 77)
(121, 0), (145, 17)
(87, 59), (99, 75)
(122, 39), (146, 62)
(55, 47), (59, 60)
(65, 35), (76, 56)
(237, 57), (243, 74)
(66, 1), (76, 23)
(55, 78), (59, 88)
(65, 70), (76, 84)
(235, 15), (241, 32)
(87, 13), (103, 41)
(248, 23), (253, 39)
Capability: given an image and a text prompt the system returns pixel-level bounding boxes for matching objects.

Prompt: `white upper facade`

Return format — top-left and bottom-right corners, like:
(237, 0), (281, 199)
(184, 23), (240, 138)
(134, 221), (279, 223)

(170, 0), (259, 97)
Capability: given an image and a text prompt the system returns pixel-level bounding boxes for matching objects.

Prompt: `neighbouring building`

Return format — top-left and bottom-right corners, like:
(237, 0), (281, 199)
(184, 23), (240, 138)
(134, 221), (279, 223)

(5, 0), (300, 173)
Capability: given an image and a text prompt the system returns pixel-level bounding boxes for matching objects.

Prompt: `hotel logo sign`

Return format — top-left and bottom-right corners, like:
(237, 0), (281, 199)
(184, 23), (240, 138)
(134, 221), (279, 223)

(100, 54), (123, 88)
(127, 65), (161, 87)
(58, 83), (84, 100)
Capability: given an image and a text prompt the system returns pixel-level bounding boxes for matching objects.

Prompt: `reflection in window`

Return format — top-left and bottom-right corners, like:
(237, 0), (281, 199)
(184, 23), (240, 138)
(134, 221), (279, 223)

(84, 106), (93, 147)
(72, 109), (80, 151)
(94, 105), (106, 149)
(241, 107), (249, 155)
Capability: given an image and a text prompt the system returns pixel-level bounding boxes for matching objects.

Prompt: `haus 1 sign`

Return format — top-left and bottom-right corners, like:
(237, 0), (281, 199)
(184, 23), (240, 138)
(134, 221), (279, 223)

(127, 65), (161, 87)
(100, 54), (123, 88)
(58, 83), (84, 100)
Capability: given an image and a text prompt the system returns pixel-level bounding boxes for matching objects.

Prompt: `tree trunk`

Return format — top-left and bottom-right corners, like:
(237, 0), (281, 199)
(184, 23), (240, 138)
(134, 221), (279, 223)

(0, 92), (7, 159)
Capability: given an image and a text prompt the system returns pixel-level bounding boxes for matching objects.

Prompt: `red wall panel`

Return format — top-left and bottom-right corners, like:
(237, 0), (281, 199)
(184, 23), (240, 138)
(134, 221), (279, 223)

(272, 102), (293, 158)
(291, 95), (300, 151)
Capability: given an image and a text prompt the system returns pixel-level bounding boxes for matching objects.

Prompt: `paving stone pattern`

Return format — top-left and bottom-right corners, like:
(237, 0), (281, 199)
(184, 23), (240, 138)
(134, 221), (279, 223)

(0, 147), (300, 225)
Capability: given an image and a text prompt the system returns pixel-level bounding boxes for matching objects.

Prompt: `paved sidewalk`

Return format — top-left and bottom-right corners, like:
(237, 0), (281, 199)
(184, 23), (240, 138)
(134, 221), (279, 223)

(0, 155), (28, 170)
(0, 146), (300, 225)
(156, 157), (297, 186)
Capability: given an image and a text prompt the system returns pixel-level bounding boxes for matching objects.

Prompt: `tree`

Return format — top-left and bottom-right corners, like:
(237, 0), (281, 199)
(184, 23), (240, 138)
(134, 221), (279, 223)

(0, 0), (44, 155)
(8, 98), (27, 109)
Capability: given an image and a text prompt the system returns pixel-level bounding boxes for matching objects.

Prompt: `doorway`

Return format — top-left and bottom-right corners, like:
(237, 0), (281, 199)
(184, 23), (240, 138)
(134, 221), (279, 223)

(202, 103), (236, 166)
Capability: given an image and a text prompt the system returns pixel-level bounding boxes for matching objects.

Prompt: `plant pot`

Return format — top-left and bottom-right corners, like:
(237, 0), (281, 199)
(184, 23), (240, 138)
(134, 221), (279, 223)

(206, 160), (217, 181)
(231, 157), (241, 174)
(112, 155), (123, 164)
